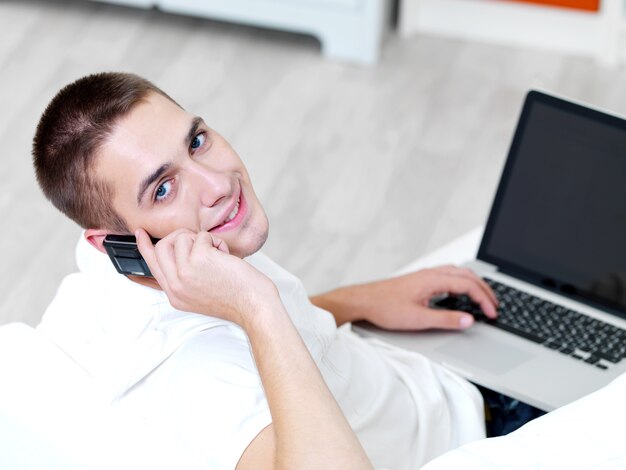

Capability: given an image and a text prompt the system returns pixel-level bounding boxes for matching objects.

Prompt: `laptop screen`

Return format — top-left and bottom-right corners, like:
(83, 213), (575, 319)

(478, 91), (626, 317)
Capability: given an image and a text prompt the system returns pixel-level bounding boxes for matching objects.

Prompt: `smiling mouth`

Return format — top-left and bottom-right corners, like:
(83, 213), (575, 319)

(224, 198), (240, 224)
(211, 195), (241, 230)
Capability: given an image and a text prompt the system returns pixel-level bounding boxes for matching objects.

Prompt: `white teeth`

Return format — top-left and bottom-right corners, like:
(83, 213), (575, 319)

(224, 200), (240, 223)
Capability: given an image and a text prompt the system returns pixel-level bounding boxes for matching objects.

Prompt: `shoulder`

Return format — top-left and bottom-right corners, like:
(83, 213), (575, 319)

(154, 324), (261, 386)
(133, 326), (272, 470)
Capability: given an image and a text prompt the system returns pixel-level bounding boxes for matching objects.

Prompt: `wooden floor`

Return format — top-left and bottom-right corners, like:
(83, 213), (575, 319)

(2, 0), (626, 326)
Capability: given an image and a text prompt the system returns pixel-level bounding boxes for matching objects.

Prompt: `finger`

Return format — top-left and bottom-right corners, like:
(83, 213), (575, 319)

(173, 232), (194, 271)
(442, 275), (498, 319)
(435, 265), (499, 306)
(456, 268), (499, 306)
(153, 233), (178, 282)
(212, 236), (230, 254)
(162, 227), (196, 242)
(465, 273), (498, 307)
(135, 228), (166, 286)
(417, 306), (475, 330)
(192, 232), (230, 256)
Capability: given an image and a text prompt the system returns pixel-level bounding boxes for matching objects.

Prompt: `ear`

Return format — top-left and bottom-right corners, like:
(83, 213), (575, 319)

(84, 228), (110, 255)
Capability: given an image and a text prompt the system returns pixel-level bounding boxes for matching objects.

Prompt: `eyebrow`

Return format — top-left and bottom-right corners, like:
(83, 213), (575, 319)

(137, 163), (171, 206)
(135, 116), (205, 206)
(187, 116), (204, 146)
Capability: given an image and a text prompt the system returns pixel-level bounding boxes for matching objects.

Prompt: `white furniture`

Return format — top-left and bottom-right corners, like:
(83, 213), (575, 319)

(423, 371), (626, 469)
(400, 0), (626, 67)
(3, 233), (624, 468)
(4, 321), (624, 468)
(0, 323), (193, 470)
(89, 0), (391, 65)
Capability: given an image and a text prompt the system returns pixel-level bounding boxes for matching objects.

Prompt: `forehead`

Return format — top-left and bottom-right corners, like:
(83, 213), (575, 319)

(96, 93), (193, 174)
(105, 92), (190, 157)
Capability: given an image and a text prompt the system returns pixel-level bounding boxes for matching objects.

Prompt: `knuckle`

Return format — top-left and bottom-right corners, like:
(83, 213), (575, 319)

(154, 240), (168, 255)
(177, 265), (193, 282)
(470, 286), (485, 300)
(167, 228), (191, 241)
(169, 278), (185, 297)
(174, 228), (192, 236)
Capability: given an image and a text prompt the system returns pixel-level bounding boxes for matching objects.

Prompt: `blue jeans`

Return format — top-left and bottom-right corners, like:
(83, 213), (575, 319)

(477, 385), (547, 437)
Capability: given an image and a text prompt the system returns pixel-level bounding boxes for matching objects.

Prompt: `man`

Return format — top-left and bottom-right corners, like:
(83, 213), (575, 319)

(33, 72), (499, 469)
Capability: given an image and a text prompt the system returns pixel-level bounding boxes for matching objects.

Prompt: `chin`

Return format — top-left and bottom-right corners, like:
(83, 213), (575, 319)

(230, 219), (269, 259)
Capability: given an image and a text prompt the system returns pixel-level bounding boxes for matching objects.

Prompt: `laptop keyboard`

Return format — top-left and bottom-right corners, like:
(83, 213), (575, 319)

(435, 278), (626, 370)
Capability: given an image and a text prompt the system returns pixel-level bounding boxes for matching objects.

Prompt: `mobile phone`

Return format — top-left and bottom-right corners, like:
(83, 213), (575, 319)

(103, 234), (160, 277)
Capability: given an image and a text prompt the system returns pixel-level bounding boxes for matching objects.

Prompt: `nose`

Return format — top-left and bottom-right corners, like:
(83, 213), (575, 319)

(190, 163), (231, 208)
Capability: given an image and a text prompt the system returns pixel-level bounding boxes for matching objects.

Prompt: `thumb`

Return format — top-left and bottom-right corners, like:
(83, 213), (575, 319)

(211, 235), (230, 254)
(420, 308), (475, 330)
(194, 232), (230, 255)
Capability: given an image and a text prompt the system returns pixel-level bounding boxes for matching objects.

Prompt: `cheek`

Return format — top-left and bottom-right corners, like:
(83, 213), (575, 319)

(155, 217), (200, 238)
(128, 206), (201, 239)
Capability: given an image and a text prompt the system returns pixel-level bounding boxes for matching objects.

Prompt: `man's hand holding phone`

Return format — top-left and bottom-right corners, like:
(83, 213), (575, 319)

(135, 228), (281, 328)
(135, 228), (374, 467)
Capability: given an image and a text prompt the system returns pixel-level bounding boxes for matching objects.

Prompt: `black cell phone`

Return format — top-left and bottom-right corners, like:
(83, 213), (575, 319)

(103, 234), (160, 277)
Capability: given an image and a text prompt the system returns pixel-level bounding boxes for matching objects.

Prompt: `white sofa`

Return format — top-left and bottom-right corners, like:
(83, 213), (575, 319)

(2, 319), (626, 468)
(0, 323), (191, 470)
(88, 0), (391, 65)
(423, 371), (626, 469)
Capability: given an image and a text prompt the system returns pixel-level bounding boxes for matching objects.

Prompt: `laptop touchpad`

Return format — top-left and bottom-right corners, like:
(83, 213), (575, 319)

(436, 335), (534, 375)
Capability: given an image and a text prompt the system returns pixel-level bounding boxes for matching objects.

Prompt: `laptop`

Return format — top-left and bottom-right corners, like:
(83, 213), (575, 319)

(354, 90), (626, 412)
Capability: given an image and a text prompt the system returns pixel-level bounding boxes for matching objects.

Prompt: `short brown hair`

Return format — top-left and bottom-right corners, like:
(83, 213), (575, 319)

(32, 72), (175, 231)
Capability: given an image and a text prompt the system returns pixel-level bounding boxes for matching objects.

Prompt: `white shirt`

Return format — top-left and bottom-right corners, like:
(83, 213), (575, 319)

(37, 237), (485, 469)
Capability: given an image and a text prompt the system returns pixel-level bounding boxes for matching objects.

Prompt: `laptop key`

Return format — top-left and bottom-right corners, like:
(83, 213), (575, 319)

(493, 323), (545, 344)
(480, 278), (626, 368)
(597, 351), (622, 363)
(433, 280), (625, 368)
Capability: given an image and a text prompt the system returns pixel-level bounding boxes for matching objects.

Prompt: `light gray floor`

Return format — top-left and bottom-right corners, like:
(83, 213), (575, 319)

(2, 0), (626, 326)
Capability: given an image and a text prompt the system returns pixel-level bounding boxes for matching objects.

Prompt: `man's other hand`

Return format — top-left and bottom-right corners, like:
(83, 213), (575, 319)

(311, 265), (498, 331)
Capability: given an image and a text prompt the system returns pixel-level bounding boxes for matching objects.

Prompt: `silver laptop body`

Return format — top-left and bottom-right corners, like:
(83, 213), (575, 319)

(354, 90), (626, 411)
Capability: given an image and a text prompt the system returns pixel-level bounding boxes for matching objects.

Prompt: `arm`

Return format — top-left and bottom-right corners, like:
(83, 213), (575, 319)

(311, 265), (499, 330)
(238, 294), (370, 469)
(136, 229), (372, 470)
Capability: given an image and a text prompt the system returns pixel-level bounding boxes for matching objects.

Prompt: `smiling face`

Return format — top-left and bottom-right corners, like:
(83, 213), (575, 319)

(95, 92), (269, 258)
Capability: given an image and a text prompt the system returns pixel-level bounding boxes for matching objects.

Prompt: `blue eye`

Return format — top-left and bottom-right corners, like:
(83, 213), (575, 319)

(190, 132), (206, 151)
(155, 180), (172, 202)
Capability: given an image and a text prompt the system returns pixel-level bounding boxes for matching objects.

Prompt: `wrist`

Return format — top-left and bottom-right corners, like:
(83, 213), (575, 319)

(239, 283), (287, 331)
(311, 285), (366, 326)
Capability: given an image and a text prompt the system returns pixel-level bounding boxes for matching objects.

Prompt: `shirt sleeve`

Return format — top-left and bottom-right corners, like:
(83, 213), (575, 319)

(137, 325), (272, 470)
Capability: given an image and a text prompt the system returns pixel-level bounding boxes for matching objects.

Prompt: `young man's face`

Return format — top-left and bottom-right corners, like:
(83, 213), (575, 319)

(95, 92), (269, 258)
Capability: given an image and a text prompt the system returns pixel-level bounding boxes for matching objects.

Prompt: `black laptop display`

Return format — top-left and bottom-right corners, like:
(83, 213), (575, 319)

(479, 91), (626, 318)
